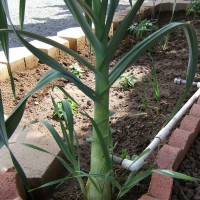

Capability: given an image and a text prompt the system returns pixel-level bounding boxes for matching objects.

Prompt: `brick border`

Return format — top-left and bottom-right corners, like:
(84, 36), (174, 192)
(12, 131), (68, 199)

(139, 99), (200, 200)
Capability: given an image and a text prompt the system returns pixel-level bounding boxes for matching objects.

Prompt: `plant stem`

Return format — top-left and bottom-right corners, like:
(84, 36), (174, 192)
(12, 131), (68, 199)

(86, 55), (111, 200)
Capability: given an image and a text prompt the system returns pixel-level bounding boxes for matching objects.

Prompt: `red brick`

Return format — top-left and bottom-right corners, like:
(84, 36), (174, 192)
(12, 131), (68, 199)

(169, 128), (195, 160)
(180, 115), (200, 136)
(148, 173), (173, 200)
(139, 194), (159, 200)
(155, 144), (182, 170)
(0, 170), (27, 200)
(189, 103), (200, 118)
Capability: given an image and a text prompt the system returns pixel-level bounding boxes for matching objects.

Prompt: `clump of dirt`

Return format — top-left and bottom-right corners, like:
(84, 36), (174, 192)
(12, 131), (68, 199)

(1, 11), (200, 199)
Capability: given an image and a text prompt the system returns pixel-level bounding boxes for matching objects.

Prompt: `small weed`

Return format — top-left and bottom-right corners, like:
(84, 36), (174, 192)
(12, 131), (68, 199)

(69, 63), (85, 78)
(119, 148), (128, 159)
(141, 81), (149, 114)
(52, 98), (78, 119)
(129, 19), (158, 41)
(186, 0), (200, 17)
(118, 72), (137, 89)
(149, 53), (160, 114)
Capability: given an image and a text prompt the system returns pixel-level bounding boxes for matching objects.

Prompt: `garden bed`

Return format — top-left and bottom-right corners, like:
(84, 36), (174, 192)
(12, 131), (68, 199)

(1, 10), (200, 199)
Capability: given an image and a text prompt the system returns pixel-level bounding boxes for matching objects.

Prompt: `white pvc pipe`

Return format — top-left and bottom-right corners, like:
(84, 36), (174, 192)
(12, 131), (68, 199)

(112, 87), (200, 171)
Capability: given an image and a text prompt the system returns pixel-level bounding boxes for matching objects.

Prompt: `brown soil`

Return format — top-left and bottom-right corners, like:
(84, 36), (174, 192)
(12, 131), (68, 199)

(172, 133), (200, 200)
(1, 11), (200, 200)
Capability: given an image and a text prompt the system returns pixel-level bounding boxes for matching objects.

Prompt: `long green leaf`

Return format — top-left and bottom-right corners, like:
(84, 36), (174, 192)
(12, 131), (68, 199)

(92, 0), (101, 16)
(77, 0), (102, 29)
(0, 90), (8, 148)
(40, 120), (76, 165)
(100, 0), (145, 69)
(101, 0), (119, 43)
(108, 22), (198, 122)
(0, 0), (9, 57)
(99, 0), (108, 24)
(5, 68), (96, 141)
(19, 0), (26, 29)
(84, 0), (92, 26)
(152, 169), (200, 181)
(63, 0), (104, 52)
(52, 85), (78, 105)
(0, 92), (33, 198)
(23, 143), (74, 173)
(81, 112), (112, 170)
(109, 22), (198, 87)
(118, 170), (152, 198)
(9, 151), (32, 195)
(0, 1), (16, 98)
(61, 100), (74, 145)
(0, 29), (103, 78)
(29, 176), (72, 192)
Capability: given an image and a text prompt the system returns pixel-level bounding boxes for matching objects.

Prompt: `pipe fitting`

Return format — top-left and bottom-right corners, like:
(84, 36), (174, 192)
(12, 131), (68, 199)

(174, 78), (200, 88)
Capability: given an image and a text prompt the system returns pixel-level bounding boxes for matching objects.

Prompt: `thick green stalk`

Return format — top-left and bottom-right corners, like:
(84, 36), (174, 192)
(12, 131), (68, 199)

(86, 54), (111, 200)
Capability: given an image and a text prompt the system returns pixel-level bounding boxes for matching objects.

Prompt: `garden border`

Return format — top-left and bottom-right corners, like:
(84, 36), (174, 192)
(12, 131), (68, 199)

(0, 1), (198, 199)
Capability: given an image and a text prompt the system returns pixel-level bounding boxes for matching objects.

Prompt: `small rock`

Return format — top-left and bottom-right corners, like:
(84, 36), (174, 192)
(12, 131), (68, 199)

(32, 94), (37, 99)
(186, 188), (194, 199)
(34, 101), (39, 105)
(87, 100), (92, 106)
(196, 144), (200, 155)
(194, 194), (200, 200)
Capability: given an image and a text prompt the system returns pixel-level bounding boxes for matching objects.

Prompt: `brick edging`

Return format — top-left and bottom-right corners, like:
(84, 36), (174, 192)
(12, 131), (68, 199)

(139, 100), (200, 200)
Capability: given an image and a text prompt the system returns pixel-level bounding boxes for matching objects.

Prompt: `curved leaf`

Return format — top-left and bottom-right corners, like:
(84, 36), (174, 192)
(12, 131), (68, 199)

(109, 22), (198, 87)
(101, 0), (119, 43)
(77, 0), (102, 29)
(5, 69), (97, 140)
(152, 169), (200, 181)
(19, 0), (26, 29)
(99, 0), (145, 69)
(23, 143), (74, 173)
(0, 29), (104, 78)
(81, 112), (112, 170)
(0, 91), (8, 148)
(0, 1), (16, 98)
(63, 0), (104, 52)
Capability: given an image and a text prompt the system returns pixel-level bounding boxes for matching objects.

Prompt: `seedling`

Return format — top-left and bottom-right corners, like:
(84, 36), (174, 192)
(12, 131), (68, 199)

(186, 0), (200, 17)
(129, 19), (158, 41)
(119, 148), (128, 159)
(141, 81), (149, 115)
(118, 72), (137, 89)
(53, 98), (78, 119)
(149, 54), (160, 114)
(69, 63), (85, 78)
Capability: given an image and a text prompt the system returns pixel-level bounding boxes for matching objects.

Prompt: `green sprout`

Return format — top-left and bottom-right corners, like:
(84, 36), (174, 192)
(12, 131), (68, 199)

(118, 72), (137, 89)
(149, 53), (160, 114)
(69, 63), (85, 78)
(53, 98), (78, 119)
(129, 19), (158, 41)
(119, 148), (128, 159)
